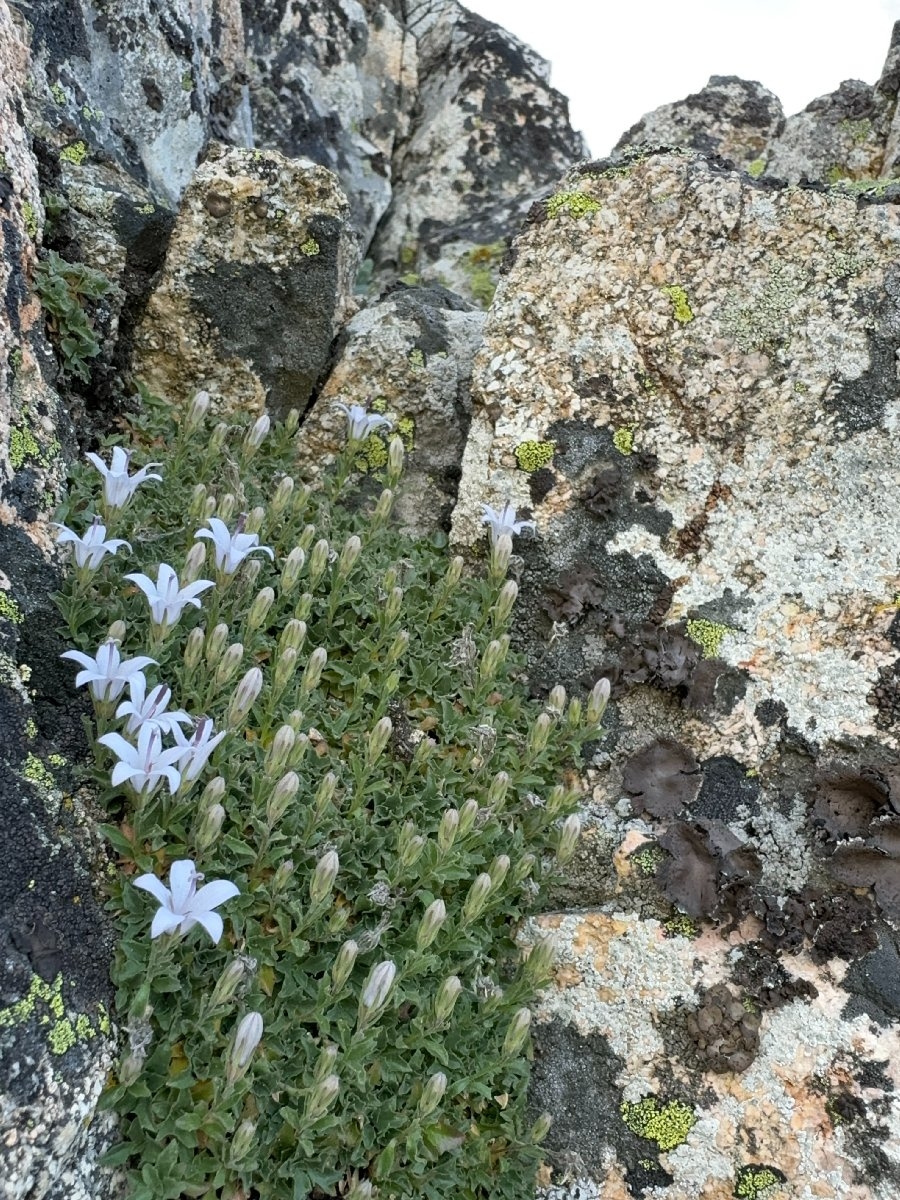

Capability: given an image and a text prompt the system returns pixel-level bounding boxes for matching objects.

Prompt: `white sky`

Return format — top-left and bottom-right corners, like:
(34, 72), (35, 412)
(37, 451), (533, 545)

(463, 0), (900, 156)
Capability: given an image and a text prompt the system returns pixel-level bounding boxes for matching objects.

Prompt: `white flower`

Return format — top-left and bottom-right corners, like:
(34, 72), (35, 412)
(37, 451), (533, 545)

(194, 517), (274, 575)
(172, 716), (226, 784)
(133, 858), (239, 943)
(333, 402), (393, 442)
(480, 501), (536, 545)
(61, 641), (157, 702)
(86, 446), (162, 510)
(97, 723), (185, 796)
(53, 517), (131, 569)
(115, 675), (193, 737)
(124, 563), (214, 627)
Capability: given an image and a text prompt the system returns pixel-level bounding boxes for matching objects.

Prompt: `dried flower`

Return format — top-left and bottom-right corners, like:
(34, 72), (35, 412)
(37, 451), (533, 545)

(53, 517), (131, 569)
(87, 446), (161, 510)
(134, 859), (239, 942)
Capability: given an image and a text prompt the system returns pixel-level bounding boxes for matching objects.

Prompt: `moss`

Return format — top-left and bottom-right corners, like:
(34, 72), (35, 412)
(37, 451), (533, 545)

(661, 285), (694, 325)
(22, 201), (39, 240)
(663, 914), (700, 939)
(9, 425), (40, 470)
(612, 426), (635, 455)
(59, 140), (88, 165)
(300, 237), (320, 256)
(826, 164), (849, 185)
(747, 158), (766, 179)
(685, 618), (733, 659)
(734, 1165), (784, 1198)
(0, 592), (24, 625)
(514, 440), (555, 472)
(546, 190), (601, 219)
(468, 269), (496, 307)
(50, 83), (67, 105)
(408, 348), (425, 369)
(621, 1097), (697, 1151)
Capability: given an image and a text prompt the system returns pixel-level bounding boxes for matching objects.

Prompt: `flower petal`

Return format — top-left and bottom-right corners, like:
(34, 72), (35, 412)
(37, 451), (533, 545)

(134, 873), (171, 904)
(168, 859), (197, 913)
(193, 910), (224, 944)
(150, 907), (182, 938)
(97, 732), (139, 762)
(190, 879), (240, 914)
(60, 649), (95, 671)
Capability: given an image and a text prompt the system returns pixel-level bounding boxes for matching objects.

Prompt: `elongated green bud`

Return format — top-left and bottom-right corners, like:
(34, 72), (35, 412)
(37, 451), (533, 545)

(266, 771), (299, 827)
(314, 1044), (338, 1083)
(215, 642), (244, 688)
(265, 725), (296, 778)
(310, 850), (339, 905)
(279, 619), (307, 655)
(298, 523), (317, 553)
(385, 630), (409, 667)
(416, 899), (446, 950)
(547, 784), (568, 817)
(446, 556), (464, 588)
(107, 619), (127, 645)
(433, 975), (462, 1024)
(547, 685), (567, 715)
(203, 495), (217, 520)
(458, 798), (479, 837)
(493, 579), (518, 624)
(337, 534), (362, 580)
(530, 1113), (553, 1143)
(295, 591), (313, 621)
(438, 808), (459, 853)
(245, 506), (266, 536)
(271, 859), (295, 893)
(373, 488), (394, 524)
(218, 493), (236, 523)
(189, 482), (208, 520)
(184, 626), (205, 671)
(524, 933), (557, 982)
(462, 872), (492, 923)
(185, 389), (210, 432)
(301, 646), (327, 695)
(417, 1071), (447, 1117)
(489, 854), (510, 890)
(387, 435), (404, 480)
(226, 666), (263, 727)
(327, 905), (350, 934)
(195, 802), (225, 853)
(527, 712), (553, 757)
(367, 716), (393, 765)
(241, 557), (262, 591)
(287, 708), (305, 732)
(384, 586), (403, 624)
(209, 956), (250, 1010)
(305, 1073), (339, 1120)
(586, 677), (611, 725)
(273, 647), (298, 695)
(285, 408), (300, 435)
(331, 939), (358, 993)
(479, 638), (507, 682)
(400, 833), (425, 869)
(226, 1011), (263, 1084)
(247, 586), (275, 632)
(358, 960), (396, 1029)
(182, 540), (207, 584)
(489, 533), (513, 582)
(209, 420), (228, 452)
(280, 546), (305, 594)
(315, 771), (338, 816)
(206, 622), (229, 665)
(488, 771), (510, 810)
(503, 1007), (531, 1056)
(557, 814), (581, 864)
(199, 776), (226, 811)
(513, 853), (536, 884)
(244, 413), (270, 452)
(309, 538), (330, 587)
(230, 1119), (256, 1162)
(271, 475), (294, 518)
(565, 696), (583, 728)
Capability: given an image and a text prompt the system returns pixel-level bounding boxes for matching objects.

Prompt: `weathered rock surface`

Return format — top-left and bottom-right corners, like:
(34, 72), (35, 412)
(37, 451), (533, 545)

(134, 144), (357, 416)
(453, 149), (900, 1196)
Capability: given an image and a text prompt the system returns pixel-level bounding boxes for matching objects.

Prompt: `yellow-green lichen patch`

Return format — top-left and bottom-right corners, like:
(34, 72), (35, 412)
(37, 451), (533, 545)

(398, 272), (420, 286)
(734, 1164), (785, 1198)
(630, 844), (665, 876)
(747, 159), (766, 179)
(721, 262), (805, 352)
(396, 416), (415, 451)
(661, 285), (694, 325)
(22, 201), (39, 240)
(23, 753), (57, 792)
(371, 397), (389, 414)
(514, 440), (555, 472)
(0, 973), (106, 1056)
(137, 203), (156, 215)
(25, 718), (38, 739)
(355, 432), (389, 473)
(50, 83), (67, 105)
(9, 424), (41, 470)
(300, 237), (320, 256)
(546, 190), (601, 219)
(0, 592), (24, 625)
(59, 140), (88, 165)
(81, 104), (104, 122)
(408, 348), (425, 369)
(621, 1097), (697, 1151)
(612, 426), (635, 455)
(663, 913), (700, 939)
(686, 618), (734, 659)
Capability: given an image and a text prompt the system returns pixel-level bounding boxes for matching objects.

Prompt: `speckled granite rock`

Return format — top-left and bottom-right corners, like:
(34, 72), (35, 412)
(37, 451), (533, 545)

(1, 5), (118, 1199)
(299, 283), (483, 534)
(134, 143), (357, 416)
(614, 76), (785, 174)
(452, 148), (900, 1196)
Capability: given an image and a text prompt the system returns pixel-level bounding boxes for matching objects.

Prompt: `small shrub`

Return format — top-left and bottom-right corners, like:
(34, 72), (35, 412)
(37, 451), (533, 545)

(34, 249), (114, 381)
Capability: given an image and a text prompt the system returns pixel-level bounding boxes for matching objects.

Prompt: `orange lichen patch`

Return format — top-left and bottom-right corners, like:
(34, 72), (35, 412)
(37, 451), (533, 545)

(553, 963), (583, 989)
(597, 1162), (631, 1200)
(570, 912), (629, 970)
(614, 829), (654, 877)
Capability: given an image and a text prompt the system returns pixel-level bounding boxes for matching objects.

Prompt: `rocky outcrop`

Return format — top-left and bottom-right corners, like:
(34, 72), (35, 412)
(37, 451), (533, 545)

(452, 149), (900, 1197)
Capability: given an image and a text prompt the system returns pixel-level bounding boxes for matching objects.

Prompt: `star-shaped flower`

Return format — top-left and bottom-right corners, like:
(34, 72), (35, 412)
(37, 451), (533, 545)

(480, 501), (536, 545)
(124, 563), (214, 628)
(333, 402), (393, 443)
(115, 675), (193, 737)
(133, 859), (239, 942)
(172, 716), (226, 785)
(98, 723), (185, 796)
(86, 447), (161, 510)
(61, 641), (157, 702)
(53, 516), (131, 569)
(194, 518), (274, 576)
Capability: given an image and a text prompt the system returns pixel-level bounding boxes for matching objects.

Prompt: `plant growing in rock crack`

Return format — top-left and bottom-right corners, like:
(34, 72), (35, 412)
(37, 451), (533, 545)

(54, 389), (608, 1200)
(33, 249), (116, 382)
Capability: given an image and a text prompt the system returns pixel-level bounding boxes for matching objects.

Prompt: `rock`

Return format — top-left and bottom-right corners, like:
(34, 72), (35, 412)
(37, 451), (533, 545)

(299, 283), (484, 535)
(614, 76), (785, 175)
(133, 144), (358, 416)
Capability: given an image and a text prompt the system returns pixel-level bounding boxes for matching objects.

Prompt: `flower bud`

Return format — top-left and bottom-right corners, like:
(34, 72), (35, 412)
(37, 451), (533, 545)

(309, 538), (330, 587)
(489, 854), (510, 890)
(327, 905), (350, 934)
(225, 665), (262, 727)
(203, 494), (217, 520)
(489, 533), (513, 581)
(271, 859), (295, 893)
(437, 808), (459, 854)
(527, 712), (553, 757)
(273, 647), (298, 696)
(287, 708), (305, 732)
(347, 1179), (376, 1200)
(280, 546), (305, 594)
(398, 821), (424, 867)
(547, 685), (567, 715)
(530, 1113), (553, 1143)
(214, 642), (244, 688)
(301, 647), (327, 695)
(218, 493), (236, 523)
(586, 676), (611, 725)
(271, 475), (294, 518)
(265, 725), (296, 778)
(209, 956), (251, 1010)
(417, 1071), (447, 1117)
(285, 408), (300, 435)
(331, 939), (358, 993)
(279, 619), (307, 656)
(199, 775), (226, 811)
(445, 556), (464, 589)
(462, 872), (492, 923)
(294, 591), (314, 621)
(458, 798), (479, 837)
(313, 1044), (338, 1084)
(416, 899), (446, 950)
(513, 852), (536, 884)
(244, 413), (270, 452)
(195, 802), (225, 853)
(547, 784), (568, 817)
(479, 638), (506, 683)
(184, 626), (205, 671)
(227, 1011), (263, 1084)
(230, 1119), (256, 1162)
(241, 556), (262, 591)
(366, 716), (393, 765)
(488, 771), (510, 810)
(387, 435), (404, 479)
(385, 630), (409, 668)
(433, 975), (462, 1024)
(266, 771), (299, 827)
(565, 696), (583, 728)
(337, 534), (362, 580)
(373, 488), (393, 524)
(557, 814), (581, 864)
(181, 540), (207, 585)
(524, 933), (557, 982)
(503, 1007), (531, 1056)
(185, 390), (210, 432)
(245, 505), (266, 535)
(384, 586), (403, 624)
(298, 523), (317, 553)
(210, 421), (229, 452)
(189, 482), (208, 520)
(206, 622), (229, 665)
(305, 1073), (339, 1120)
(315, 771), (338, 816)
(310, 850), (339, 905)
(493, 579), (518, 624)
(358, 960), (396, 1029)
(246, 586), (275, 633)
(383, 669), (400, 697)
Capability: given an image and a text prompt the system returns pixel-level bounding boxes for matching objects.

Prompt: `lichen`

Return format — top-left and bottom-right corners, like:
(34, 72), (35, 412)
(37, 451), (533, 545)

(23, 753), (57, 792)
(25, 718), (37, 739)
(0, 974), (106, 1056)
(734, 1165), (784, 1198)
(355, 432), (389, 472)
(612, 426), (635, 455)
(546, 190), (601, 219)
(396, 416), (415, 451)
(9, 424), (40, 470)
(620, 1097), (697, 1151)
(408, 348), (425, 369)
(721, 263), (804, 352)
(81, 104), (104, 122)
(663, 914), (700, 939)
(300, 237), (320, 256)
(137, 203), (156, 215)
(661, 285), (694, 325)
(747, 159), (766, 179)
(631, 845), (665, 876)
(22, 201), (39, 240)
(0, 591), (24, 625)
(839, 117), (873, 146)
(59, 140), (88, 166)
(685, 618), (734, 659)
(50, 82), (67, 105)
(514, 440), (555, 472)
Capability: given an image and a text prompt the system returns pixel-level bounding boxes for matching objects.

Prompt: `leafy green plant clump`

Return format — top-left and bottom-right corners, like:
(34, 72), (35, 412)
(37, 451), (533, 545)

(55, 394), (606, 1200)
(34, 250), (114, 381)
